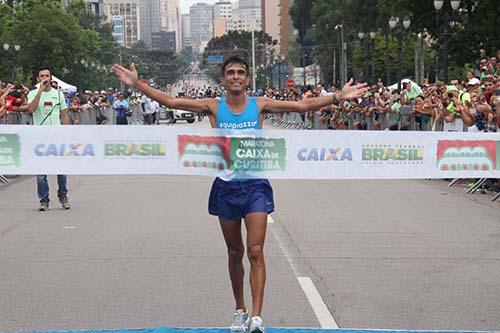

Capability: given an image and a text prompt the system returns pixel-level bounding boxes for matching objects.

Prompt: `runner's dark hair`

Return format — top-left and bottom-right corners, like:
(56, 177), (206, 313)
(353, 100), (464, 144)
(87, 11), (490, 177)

(221, 56), (249, 76)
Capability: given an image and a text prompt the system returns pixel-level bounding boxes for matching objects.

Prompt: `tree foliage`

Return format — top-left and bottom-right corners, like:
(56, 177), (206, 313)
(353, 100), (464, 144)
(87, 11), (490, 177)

(202, 30), (274, 83)
(0, 0), (189, 90)
(289, 0), (499, 85)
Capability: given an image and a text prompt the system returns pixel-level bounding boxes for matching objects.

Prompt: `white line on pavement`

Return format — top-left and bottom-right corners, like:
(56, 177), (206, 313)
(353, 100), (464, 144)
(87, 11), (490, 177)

(297, 276), (339, 329)
(269, 216), (338, 328)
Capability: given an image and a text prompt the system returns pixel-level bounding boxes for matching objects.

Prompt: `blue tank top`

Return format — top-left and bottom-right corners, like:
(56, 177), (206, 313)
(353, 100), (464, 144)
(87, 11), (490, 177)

(216, 96), (262, 182)
(217, 96), (261, 130)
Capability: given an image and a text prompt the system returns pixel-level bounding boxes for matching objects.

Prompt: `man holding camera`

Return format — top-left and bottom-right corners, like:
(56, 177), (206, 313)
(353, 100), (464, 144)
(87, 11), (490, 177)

(113, 92), (130, 125)
(26, 67), (71, 211)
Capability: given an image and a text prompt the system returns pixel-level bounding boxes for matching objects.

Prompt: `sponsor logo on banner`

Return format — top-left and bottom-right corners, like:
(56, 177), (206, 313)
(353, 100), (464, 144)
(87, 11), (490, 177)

(436, 140), (498, 171)
(0, 134), (21, 167)
(362, 144), (424, 164)
(297, 147), (352, 161)
(230, 137), (286, 172)
(178, 135), (286, 172)
(104, 141), (166, 159)
(34, 144), (95, 157)
(178, 135), (230, 170)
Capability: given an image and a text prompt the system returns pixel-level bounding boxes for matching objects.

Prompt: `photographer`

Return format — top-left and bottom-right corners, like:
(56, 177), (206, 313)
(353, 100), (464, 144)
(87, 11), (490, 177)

(112, 92), (130, 125)
(0, 84), (15, 119)
(26, 67), (70, 211)
(3, 83), (27, 124)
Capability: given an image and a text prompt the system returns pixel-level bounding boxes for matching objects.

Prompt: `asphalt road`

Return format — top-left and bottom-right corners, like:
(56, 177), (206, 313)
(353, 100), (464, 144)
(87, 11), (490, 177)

(1, 119), (499, 332)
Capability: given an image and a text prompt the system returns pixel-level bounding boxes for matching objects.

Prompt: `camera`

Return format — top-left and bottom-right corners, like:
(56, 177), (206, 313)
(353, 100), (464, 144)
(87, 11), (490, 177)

(14, 84), (23, 90)
(495, 89), (500, 96)
(447, 92), (454, 98)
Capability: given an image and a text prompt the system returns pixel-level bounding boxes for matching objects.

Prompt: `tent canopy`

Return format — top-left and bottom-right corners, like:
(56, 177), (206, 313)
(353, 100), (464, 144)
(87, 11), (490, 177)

(387, 79), (419, 91)
(36, 75), (77, 93)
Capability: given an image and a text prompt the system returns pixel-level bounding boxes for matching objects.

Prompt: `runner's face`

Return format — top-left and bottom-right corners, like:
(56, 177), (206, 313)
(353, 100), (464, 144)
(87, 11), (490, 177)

(222, 63), (249, 93)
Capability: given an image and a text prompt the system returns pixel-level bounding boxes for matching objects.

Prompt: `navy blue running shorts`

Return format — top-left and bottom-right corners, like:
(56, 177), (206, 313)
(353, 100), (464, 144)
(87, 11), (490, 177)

(208, 178), (275, 221)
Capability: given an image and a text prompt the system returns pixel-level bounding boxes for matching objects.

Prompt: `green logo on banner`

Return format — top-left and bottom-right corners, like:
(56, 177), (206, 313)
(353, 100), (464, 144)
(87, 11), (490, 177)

(230, 137), (286, 172)
(0, 134), (21, 167)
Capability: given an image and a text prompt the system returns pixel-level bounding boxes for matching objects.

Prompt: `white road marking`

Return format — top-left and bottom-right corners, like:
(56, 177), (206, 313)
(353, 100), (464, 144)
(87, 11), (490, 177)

(270, 222), (299, 276)
(267, 215), (274, 224)
(297, 276), (339, 329)
(269, 216), (338, 328)
(62, 226), (76, 230)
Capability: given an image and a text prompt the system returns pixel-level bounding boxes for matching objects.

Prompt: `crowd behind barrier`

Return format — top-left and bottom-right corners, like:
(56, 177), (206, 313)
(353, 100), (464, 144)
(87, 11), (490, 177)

(0, 53), (499, 198)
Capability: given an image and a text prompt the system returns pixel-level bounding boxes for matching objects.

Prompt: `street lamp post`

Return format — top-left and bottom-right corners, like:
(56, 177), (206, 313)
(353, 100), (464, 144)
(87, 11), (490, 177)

(335, 24), (346, 87)
(3, 43), (21, 81)
(434, 0), (460, 83)
(369, 32), (376, 85)
(358, 32), (368, 83)
(389, 16), (411, 90)
(277, 57), (286, 90)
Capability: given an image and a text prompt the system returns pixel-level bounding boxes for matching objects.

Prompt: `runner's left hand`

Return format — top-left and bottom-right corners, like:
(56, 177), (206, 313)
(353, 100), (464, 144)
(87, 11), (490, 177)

(340, 79), (368, 100)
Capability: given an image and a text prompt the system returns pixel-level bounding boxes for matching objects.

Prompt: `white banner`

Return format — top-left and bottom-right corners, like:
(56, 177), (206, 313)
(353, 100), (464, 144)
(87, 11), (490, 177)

(0, 125), (499, 179)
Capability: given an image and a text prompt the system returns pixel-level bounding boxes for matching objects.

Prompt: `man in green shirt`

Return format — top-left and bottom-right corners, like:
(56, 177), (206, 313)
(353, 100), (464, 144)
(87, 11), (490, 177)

(27, 67), (71, 211)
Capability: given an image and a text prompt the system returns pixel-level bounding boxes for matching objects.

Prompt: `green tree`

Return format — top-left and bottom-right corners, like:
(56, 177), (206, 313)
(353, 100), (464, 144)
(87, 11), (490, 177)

(1, 0), (99, 84)
(202, 30), (274, 83)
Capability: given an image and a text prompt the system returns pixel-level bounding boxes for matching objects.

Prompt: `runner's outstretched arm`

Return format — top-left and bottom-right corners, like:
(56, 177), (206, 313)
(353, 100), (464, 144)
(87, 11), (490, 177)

(260, 79), (368, 114)
(112, 63), (213, 114)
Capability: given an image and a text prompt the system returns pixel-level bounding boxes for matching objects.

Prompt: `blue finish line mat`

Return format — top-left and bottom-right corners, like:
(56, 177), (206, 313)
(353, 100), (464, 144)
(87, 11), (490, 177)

(27, 327), (497, 333)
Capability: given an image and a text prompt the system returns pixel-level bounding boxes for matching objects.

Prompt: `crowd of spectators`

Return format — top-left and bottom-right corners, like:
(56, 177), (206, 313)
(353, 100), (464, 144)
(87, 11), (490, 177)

(1, 52), (498, 131)
(261, 53), (499, 132)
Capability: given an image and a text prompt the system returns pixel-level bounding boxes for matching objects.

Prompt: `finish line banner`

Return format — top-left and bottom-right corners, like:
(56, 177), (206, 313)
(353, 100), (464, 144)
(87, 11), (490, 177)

(0, 125), (499, 179)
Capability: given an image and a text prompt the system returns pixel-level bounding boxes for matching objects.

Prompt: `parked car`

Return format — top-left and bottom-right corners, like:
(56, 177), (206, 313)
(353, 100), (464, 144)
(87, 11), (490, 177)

(172, 109), (196, 123)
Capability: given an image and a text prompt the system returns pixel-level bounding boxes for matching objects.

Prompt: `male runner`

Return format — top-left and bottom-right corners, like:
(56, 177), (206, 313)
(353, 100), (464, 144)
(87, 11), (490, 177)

(113, 57), (367, 333)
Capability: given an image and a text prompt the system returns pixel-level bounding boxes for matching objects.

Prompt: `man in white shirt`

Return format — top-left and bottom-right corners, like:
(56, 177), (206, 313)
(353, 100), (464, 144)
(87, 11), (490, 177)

(141, 93), (156, 125)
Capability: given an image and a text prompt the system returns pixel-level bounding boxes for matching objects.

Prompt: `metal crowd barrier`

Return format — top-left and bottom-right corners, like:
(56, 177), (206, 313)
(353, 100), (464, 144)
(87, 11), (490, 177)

(265, 113), (307, 130)
(1, 106), (147, 126)
(264, 105), (443, 132)
(449, 178), (500, 202)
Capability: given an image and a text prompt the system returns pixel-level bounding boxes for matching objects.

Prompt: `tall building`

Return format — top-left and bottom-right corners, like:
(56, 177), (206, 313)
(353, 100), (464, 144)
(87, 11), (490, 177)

(213, 1), (232, 37)
(152, 31), (176, 51)
(214, 1), (232, 20)
(139, 0), (161, 48)
(262, 0), (278, 42)
(229, 0), (261, 32)
(181, 14), (191, 50)
(159, 0), (180, 52)
(61, 0), (104, 15)
(279, 0), (293, 56)
(228, 9), (261, 32)
(190, 3), (214, 54)
(236, 0), (260, 10)
(263, 0), (289, 55)
(103, 0), (140, 48)
(111, 15), (124, 46)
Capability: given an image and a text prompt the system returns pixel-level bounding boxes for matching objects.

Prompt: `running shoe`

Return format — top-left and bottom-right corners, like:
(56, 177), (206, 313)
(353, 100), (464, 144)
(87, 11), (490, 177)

(39, 201), (49, 211)
(230, 309), (248, 332)
(248, 316), (264, 333)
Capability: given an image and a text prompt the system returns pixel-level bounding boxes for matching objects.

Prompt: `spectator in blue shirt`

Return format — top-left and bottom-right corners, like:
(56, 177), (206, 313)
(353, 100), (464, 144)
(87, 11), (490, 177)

(113, 92), (130, 125)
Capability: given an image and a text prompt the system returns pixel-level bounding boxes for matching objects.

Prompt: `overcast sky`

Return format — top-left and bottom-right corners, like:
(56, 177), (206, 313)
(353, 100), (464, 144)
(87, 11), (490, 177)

(180, 0), (236, 14)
